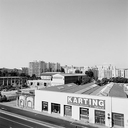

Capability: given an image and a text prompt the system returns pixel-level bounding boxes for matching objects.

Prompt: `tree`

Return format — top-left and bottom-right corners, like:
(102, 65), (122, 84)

(61, 67), (65, 73)
(31, 74), (36, 80)
(75, 70), (81, 73)
(81, 76), (91, 85)
(76, 76), (82, 85)
(85, 69), (94, 78)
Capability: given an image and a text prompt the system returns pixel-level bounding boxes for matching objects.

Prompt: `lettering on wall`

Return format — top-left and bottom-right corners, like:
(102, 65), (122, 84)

(67, 96), (105, 109)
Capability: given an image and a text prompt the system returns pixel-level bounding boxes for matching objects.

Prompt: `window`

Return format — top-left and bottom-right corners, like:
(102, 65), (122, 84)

(42, 101), (48, 111)
(44, 83), (47, 86)
(80, 108), (89, 120)
(51, 103), (60, 114)
(95, 110), (105, 125)
(64, 105), (72, 116)
(112, 112), (124, 127)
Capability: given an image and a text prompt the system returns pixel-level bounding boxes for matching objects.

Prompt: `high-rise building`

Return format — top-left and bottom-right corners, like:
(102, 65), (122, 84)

(29, 61), (46, 77)
(124, 69), (128, 78)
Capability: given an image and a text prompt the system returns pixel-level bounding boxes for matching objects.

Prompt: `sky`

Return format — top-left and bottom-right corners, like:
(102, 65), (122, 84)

(0, 0), (128, 69)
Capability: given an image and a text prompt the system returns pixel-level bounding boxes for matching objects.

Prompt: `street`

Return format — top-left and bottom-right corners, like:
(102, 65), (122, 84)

(0, 104), (98, 128)
(0, 112), (52, 128)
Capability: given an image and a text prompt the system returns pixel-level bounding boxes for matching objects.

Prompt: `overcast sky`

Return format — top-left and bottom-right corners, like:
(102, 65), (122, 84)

(0, 0), (128, 69)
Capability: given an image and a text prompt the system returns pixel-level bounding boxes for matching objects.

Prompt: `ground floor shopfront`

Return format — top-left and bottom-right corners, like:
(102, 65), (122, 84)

(16, 92), (35, 109)
(34, 90), (128, 128)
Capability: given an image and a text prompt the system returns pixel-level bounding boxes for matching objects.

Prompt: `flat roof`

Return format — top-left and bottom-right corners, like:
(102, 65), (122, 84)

(56, 73), (86, 77)
(0, 76), (26, 78)
(41, 73), (86, 77)
(41, 72), (59, 76)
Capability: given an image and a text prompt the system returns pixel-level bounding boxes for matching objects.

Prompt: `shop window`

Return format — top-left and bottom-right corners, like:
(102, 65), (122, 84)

(42, 101), (48, 111)
(44, 83), (47, 86)
(112, 112), (124, 127)
(51, 103), (60, 114)
(95, 110), (105, 125)
(80, 108), (89, 120)
(64, 105), (72, 116)
(37, 82), (40, 86)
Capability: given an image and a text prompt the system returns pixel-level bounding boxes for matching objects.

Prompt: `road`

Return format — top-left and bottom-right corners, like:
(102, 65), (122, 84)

(0, 104), (98, 128)
(0, 112), (50, 128)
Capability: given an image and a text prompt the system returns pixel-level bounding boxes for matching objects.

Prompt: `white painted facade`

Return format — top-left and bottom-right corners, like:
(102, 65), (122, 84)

(34, 90), (128, 128)
(27, 80), (51, 88)
(51, 74), (64, 86)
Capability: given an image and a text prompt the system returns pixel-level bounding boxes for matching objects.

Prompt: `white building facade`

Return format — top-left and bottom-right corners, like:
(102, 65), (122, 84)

(35, 90), (128, 128)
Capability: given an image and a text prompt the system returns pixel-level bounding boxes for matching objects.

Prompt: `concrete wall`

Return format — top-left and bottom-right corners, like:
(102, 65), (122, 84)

(35, 90), (113, 127)
(112, 97), (128, 128)
(18, 95), (34, 109)
(51, 74), (64, 86)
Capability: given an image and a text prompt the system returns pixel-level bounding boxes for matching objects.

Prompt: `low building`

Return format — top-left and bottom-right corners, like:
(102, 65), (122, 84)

(51, 73), (86, 86)
(0, 76), (27, 87)
(16, 82), (128, 128)
(34, 84), (128, 128)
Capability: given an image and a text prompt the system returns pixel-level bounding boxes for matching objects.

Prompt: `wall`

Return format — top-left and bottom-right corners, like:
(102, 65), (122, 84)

(18, 95), (34, 109)
(27, 80), (51, 87)
(35, 90), (112, 127)
(112, 97), (128, 128)
(51, 74), (64, 86)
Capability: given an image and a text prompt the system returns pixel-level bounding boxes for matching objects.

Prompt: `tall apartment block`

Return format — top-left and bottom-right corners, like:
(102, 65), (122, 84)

(29, 61), (46, 77)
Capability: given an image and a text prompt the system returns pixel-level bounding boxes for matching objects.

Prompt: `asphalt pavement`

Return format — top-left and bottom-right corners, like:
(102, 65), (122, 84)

(0, 104), (83, 128)
(0, 112), (52, 128)
(0, 103), (106, 128)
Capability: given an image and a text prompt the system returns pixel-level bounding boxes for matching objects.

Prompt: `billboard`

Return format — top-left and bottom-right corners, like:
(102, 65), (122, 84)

(67, 96), (105, 109)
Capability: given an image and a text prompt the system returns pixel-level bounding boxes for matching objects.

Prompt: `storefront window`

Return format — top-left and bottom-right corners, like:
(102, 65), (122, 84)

(80, 108), (89, 120)
(51, 103), (60, 114)
(112, 112), (124, 127)
(95, 110), (105, 125)
(64, 105), (72, 116)
(42, 101), (48, 111)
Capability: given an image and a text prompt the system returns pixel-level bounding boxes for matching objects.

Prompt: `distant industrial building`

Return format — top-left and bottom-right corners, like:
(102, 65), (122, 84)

(27, 72), (86, 87)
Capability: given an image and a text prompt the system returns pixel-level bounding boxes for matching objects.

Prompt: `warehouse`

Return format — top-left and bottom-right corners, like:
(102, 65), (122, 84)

(34, 83), (128, 128)
(51, 73), (86, 86)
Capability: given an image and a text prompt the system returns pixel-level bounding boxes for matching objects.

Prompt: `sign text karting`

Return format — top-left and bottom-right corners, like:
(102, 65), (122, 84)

(67, 96), (105, 109)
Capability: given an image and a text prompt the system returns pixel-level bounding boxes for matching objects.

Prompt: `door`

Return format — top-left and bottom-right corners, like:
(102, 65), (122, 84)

(95, 110), (105, 125)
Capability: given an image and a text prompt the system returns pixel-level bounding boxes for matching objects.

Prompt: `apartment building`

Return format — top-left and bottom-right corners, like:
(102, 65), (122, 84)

(124, 69), (128, 78)
(29, 61), (46, 77)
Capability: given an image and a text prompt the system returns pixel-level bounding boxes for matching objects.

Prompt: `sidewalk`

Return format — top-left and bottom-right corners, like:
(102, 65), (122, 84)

(1, 100), (109, 128)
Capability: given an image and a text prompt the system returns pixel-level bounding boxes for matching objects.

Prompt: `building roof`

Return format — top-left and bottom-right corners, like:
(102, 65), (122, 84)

(39, 82), (95, 94)
(39, 82), (128, 98)
(109, 84), (127, 98)
(0, 76), (27, 78)
(41, 72), (60, 76)
(53, 73), (86, 77)
(41, 72), (86, 77)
